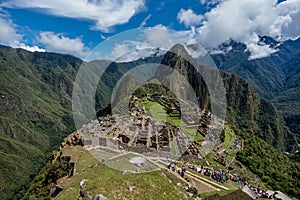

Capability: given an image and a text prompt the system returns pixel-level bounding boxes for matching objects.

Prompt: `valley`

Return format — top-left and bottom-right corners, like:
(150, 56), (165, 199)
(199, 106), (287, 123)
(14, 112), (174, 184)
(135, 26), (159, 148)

(0, 43), (299, 199)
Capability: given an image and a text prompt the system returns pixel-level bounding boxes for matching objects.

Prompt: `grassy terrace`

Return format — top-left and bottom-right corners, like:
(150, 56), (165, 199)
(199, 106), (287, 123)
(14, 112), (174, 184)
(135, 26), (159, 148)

(223, 126), (235, 150)
(55, 146), (189, 200)
(104, 153), (159, 172)
(142, 100), (204, 141)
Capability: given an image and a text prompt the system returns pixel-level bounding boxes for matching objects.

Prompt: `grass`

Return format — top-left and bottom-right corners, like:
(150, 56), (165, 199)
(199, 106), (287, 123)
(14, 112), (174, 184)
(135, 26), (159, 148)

(104, 153), (159, 172)
(170, 138), (180, 155)
(224, 126), (235, 150)
(143, 101), (167, 125)
(90, 147), (120, 161)
(199, 189), (235, 198)
(54, 147), (187, 200)
(143, 101), (204, 141)
(182, 127), (204, 141)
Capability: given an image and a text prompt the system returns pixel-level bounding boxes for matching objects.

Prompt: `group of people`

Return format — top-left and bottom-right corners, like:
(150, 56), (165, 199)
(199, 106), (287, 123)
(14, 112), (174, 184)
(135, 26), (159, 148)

(167, 162), (186, 178)
(167, 161), (288, 199)
(167, 161), (242, 184)
(247, 184), (282, 199)
(185, 163), (241, 184)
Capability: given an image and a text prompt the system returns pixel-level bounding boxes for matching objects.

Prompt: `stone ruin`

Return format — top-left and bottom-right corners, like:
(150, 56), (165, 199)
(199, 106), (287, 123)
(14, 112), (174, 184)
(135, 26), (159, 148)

(79, 94), (223, 159)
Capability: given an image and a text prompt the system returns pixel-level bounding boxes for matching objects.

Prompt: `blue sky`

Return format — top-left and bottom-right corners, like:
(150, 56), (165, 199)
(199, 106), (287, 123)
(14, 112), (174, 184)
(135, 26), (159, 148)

(0, 0), (299, 60)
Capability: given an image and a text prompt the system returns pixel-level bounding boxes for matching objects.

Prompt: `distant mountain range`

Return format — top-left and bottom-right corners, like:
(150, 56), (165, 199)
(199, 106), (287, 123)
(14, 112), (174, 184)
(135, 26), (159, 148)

(0, 38), (299, 199)
(210, 36), (300, 147)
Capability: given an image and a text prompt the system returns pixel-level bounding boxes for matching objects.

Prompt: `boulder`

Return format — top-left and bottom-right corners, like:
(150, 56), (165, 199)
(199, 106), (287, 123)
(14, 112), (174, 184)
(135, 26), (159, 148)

(93, 194), (108, 200)
(50, 184), (63, 199)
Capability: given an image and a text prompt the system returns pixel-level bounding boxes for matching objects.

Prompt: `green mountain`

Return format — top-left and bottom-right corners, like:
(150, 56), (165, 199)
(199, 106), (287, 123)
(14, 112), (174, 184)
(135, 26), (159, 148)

(0, 45), (163, 199)
(211, 37), (300, 150)
(0, 43), (299, 199)
(0, 45), (82, 199)
(24, 44), (300, 199)
(160, 44), (296, 152)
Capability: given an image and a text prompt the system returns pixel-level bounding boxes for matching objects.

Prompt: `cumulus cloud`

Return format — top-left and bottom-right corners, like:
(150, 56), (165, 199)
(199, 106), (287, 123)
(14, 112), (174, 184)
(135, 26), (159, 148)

(104, 26), (200, 62)
(0, 0), (145, 32)
(0, 17), (22, 46)
(197, 0), (300, 59)
(38, 31), (90, 57)
(177, 8), (203, 27)
(0, 16), (45, 52)
(19, 43), (45, 52)
(145, 25), (174, 49)
(111, 43), (130, 59)
(245, 33), (278, 60)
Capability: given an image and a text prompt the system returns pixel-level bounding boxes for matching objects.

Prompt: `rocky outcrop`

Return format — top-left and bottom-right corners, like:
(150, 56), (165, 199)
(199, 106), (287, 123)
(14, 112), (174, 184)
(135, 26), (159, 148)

(158, 44), (296, 152)
(49, 184), (63, 199)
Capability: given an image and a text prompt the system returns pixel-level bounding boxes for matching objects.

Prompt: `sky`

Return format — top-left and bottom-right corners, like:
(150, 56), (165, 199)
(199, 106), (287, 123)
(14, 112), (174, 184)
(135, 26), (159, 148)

(0, 0), (300, 60)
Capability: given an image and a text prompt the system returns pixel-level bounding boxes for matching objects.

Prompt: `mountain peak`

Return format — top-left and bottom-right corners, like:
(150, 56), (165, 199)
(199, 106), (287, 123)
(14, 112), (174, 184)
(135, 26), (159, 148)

(169, 44), (189, 57)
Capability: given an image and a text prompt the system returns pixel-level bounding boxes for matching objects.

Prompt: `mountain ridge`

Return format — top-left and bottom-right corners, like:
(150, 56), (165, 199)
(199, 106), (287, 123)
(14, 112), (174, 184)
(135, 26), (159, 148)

(0, 43), (298, 199)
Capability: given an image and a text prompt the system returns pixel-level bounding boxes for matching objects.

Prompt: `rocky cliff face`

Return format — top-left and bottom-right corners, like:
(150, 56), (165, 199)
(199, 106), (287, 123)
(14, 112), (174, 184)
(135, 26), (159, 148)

(157, 44), (296, 152)
(221, 72), (296, 152)
(0, 43), (297, 199)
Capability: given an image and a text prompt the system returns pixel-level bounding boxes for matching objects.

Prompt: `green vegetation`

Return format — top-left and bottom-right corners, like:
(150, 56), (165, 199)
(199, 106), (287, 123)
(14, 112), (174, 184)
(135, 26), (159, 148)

(143, 101), (167, 124)
(202, 189), (252, 200)
(272, 87), (300, 148)
(199, 189), (235, 199)
(0, 45), (162, 199)
(235, 127), (300, 197)
(212, 39), (300, 153)
(0, 46), (82, 199)
(143, 100), (202, 141)
(25, 145), (188, 200)
(0, 135), (45, 199)
(2, 42), (300, 199)
(223, 126), (235, 150)
(221, 72), (297, 152)
(104, 153), (159, 172)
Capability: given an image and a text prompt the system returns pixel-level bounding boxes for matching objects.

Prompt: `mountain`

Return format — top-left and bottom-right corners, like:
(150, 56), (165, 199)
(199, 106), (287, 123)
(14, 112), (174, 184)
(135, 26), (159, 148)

(159, 44), (296, 152)
(210, 37), (300, 147)
(0, 45), (164, 199)
(211, 37), (300, 99)
(23, 44), (300, 199)
(0, 43), (298, 199)
(0, 45), (82, 199)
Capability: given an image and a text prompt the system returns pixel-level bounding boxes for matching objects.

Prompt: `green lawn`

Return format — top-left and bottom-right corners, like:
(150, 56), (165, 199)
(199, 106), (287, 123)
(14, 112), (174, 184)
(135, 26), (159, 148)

(143, 101), (167, 125)
(104, 153), (159, 172)
(55, 147), (187, 200)
(224, 126), (235, 150)
(143, 101), (203, 141)
(90, 147), (121, 161)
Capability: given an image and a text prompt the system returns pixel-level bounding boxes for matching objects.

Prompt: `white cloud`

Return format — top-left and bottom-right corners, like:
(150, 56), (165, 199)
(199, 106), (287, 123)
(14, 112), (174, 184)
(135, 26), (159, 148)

(111, 43), (130, 59)
(0, 0), (145, 32)
(0, 17), (22, 47)
(145, 25), (174, 49)
(197, 0), (300, 59)
(245, 33), (278, 60)
(38, 31), (90, 57)
(200, 0), (222, 6)
(0, 16), (45, 52)
(139, 14), (152, 28)
(100, 34), (106, 40)
(105, 26), (199, 62)
(200, 0), (206, 4)
(177, 9), (203, 27)
(19, 43), (45, 52)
